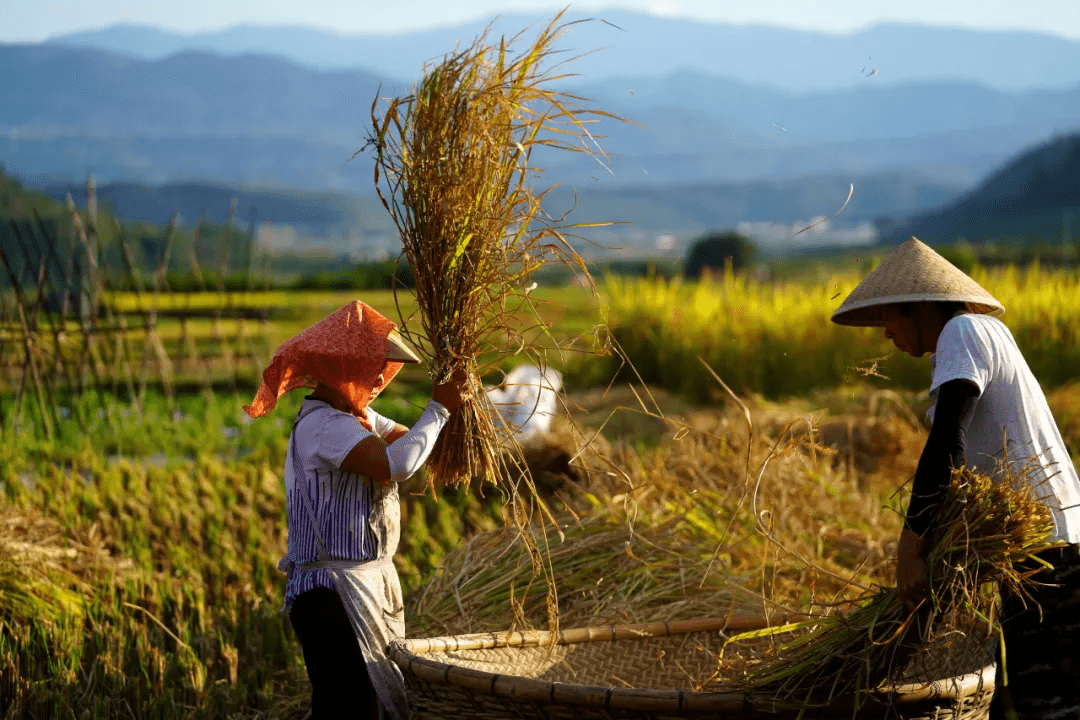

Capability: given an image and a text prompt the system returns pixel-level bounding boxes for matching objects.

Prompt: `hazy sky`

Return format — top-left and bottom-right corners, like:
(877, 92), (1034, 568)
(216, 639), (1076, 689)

(3, 0), (1080, 43)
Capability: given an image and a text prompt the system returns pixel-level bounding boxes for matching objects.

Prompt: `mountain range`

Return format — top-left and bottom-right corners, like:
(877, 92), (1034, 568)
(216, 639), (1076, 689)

(3, 16), (1079, 255)
(885, 132), (1080, 245)
(46, 14), (1080, 93)
(33, 131), (1080, 261)
(3, 41), (1078, 192)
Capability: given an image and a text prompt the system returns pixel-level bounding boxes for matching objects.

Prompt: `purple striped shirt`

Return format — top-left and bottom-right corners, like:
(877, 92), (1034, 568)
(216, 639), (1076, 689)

(283, 397), (398, 607)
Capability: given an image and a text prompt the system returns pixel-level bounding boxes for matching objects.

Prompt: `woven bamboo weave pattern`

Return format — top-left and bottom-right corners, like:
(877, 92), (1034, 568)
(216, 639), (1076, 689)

(391, 616), (996, 719)
(420, 632), (722, 689)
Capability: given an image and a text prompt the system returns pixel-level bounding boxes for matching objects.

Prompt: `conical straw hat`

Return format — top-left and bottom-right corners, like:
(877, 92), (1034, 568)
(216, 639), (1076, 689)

(831, 237), (1004, 327)
(386, 328), (421, 363)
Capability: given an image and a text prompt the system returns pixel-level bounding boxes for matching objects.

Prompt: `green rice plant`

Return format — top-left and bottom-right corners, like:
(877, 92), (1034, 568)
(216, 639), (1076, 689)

(0, 385), (530, 717)
(0, 390), (310, 718)
(0, 551), (84, 630)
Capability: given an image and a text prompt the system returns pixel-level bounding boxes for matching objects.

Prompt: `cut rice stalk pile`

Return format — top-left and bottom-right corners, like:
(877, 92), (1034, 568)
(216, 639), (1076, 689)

(402, 397), (904, 636)
(368, 11), (622, 488)
(408, 493), (759, 637)
(719, 463), (1056, 707)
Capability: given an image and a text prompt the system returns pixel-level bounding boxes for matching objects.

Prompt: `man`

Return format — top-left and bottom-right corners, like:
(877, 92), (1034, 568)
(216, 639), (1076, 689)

(832, 237), (1080, 719)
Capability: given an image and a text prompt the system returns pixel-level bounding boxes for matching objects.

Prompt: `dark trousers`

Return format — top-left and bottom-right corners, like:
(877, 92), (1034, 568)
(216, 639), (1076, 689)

(290, 586), (380, 719)
(990, 545), (1080, 720)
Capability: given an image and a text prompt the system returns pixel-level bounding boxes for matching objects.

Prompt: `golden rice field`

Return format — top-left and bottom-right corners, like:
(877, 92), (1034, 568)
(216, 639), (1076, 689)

(592, 263), (1080, 398)
(3, 262), (1080, 718)
(87, 261), (1080, 400)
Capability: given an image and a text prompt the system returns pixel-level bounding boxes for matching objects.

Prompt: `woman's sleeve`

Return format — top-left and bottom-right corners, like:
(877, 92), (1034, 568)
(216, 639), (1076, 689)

(385, 401), (451, 482)
(315, 411), (375, 468)
(904, 379), (980, 537)
(366, 407), (398, 441)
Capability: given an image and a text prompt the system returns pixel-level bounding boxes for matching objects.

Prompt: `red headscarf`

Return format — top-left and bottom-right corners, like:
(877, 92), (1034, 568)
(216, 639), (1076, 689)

(243, 301), (404, 429)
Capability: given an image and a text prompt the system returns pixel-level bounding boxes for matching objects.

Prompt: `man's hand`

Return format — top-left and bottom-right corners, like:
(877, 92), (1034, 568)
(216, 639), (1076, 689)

(433, 369), (470, 412)
(896, 527), (930, 612)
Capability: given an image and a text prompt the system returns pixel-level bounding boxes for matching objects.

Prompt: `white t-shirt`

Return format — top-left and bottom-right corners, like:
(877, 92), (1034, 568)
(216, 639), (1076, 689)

(930, 314), (1080, 544)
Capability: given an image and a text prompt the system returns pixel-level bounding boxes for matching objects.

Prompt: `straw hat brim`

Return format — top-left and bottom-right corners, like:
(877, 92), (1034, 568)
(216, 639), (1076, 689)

(386, 329), (421, 363)
(831, 237), (1004, 327)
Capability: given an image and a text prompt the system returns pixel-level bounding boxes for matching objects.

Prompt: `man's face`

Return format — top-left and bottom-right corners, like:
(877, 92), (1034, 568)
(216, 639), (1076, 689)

(879, 305), (923, 357)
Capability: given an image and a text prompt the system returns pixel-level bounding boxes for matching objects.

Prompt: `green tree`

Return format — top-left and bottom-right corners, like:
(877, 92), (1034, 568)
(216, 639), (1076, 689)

(683, 230), (757, 278)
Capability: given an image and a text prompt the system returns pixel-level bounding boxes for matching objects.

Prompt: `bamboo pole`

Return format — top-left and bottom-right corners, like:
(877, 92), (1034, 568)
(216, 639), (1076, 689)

(0, 238), (38, 434)
(148, 213), (177, 407)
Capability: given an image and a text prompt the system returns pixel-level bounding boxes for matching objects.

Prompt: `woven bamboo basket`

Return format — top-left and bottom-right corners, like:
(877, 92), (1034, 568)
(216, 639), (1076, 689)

(390, 612), (996, 720)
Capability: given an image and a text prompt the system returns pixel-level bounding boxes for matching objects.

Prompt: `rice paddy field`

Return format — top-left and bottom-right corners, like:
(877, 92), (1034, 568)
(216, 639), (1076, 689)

(3, 263), (1080, 718)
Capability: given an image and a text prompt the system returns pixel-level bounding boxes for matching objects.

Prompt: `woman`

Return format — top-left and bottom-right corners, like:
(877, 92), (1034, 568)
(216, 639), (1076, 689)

(832, 237), (1080, 720)
(244, 301), (468, 719)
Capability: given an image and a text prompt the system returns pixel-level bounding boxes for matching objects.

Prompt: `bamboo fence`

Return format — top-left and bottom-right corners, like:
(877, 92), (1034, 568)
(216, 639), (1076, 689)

(0, 179), (271, 437)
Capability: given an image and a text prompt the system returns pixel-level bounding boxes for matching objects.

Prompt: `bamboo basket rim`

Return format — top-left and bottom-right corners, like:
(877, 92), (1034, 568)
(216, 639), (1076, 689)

(390, 613), (996, 715)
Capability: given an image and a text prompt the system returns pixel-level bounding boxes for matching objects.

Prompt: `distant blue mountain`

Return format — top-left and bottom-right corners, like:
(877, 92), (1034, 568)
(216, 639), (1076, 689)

(47, 14), (1080, 92)
(886, 133), (1080, 243)
(0, 44), (390, 137)
(0, 44), (396, 190)
(3, 33), (1079, 255)
(3, 43), (1078, 193)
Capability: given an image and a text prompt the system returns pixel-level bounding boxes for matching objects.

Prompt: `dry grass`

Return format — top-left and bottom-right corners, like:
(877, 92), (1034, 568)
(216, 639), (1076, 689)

(0, 511), (101, 628)
(718, 462), (1055, 707)
(404, 382), (923, 637)
(367, 11), (623, 490)
(403, 378), (1058, 710)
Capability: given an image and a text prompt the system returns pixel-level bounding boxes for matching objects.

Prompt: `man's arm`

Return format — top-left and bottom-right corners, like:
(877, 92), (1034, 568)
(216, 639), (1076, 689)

(905, 379), (980, 536)
(341, 402), (449, 485)
(897, 378), (979, 610)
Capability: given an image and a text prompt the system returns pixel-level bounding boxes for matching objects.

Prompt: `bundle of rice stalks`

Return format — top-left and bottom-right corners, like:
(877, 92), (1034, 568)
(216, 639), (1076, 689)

(719, 463), (1056, 707)
(367, 11), (622, 488)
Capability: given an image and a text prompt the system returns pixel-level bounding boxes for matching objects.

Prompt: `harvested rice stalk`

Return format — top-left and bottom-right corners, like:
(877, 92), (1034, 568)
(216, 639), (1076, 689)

(402, 400), (905, 636)
(720, 463), (1055, 706)
(408, 498), (756, 637)
(368, 11), (622, 488)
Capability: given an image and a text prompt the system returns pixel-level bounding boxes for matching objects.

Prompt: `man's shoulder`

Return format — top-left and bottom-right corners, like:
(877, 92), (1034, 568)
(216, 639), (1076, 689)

(946, 312), (989, 329)
(294, 399), (371, 465)
(942, 312), (1007, 340)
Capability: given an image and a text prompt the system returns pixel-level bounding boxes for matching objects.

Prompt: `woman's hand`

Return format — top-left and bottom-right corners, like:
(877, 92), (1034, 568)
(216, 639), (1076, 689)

(433, 369), (470, 412)
(896, 528), (930, 612)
